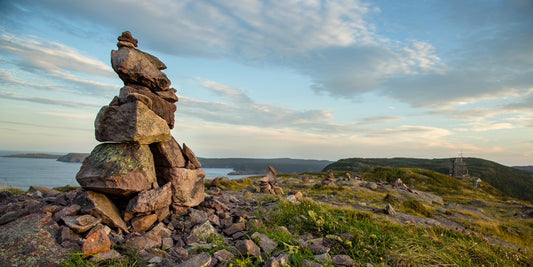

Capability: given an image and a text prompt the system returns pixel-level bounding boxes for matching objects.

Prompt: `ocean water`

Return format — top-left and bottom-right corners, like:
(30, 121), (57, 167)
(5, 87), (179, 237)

(0, 152), (250, 190)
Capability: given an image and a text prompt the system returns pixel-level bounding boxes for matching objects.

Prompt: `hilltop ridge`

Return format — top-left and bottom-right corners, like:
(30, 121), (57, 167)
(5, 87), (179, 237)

(324, 157), (533, 202)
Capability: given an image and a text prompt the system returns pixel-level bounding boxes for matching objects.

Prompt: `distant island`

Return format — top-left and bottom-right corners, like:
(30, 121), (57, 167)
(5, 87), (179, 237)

(1, 153), (61, 159)
(56, 153), (90, 163)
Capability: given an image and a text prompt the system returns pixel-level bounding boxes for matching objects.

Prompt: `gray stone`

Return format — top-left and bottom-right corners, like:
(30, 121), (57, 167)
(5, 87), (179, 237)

(366, 182), (378, 190)
(0, 209), (29, 225)
(95, 101), (171, 144)
(332, 254), (355, 266)
(125, 231), (161, 250)
(156, 167), (205, 208)
(150, 137), (186, 168)
(76, 143), (157, 197)
(303, 259), (323, 267)
(314, 253), (332, 264)
(88, 249), (122, 263)
(62, 215), (101, 233)
(53, 204), (81, 222)
(251, 232), (278, 255)
(28, 186), (60, 195)
(178, 252), (211, 267)
(213, 249), (235, 262)
(111, 46), (171, 91)
(224, 222), (245, 236)
(188, 221), (216, 243)
(127, 183), (172, 213)
(235, 239), (261, 257)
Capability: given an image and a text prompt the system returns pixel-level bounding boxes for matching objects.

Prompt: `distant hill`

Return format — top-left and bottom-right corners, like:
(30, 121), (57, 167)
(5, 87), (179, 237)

(323, 157), (533, 202)
(198, 157), (333, 174)
(57, 153), (89, 163)
(1, 153), (60, 159)
(514, 166), (533, 173)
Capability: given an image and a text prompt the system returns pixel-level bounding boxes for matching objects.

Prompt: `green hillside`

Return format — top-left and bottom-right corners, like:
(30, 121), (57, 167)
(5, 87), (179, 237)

(323, 157), (533, 201)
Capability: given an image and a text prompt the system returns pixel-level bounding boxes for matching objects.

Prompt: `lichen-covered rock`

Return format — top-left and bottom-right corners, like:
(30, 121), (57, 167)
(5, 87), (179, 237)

(76, 143), (157, 197)
(119, 85), (177, 128)
(73, 190), (128, 232)
(0, 213), (71, 266)
(150, 137), (186, 168)
(156, 167), (205, 208)
(111, 46), (171, 91)
(95, 101), (171, 144)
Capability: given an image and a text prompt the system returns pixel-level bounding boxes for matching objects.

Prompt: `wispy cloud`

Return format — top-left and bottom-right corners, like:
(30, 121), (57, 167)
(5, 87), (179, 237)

(0, 32), (118, 97)
(0, 91), (99, 108)
(180, 79), (341, 133)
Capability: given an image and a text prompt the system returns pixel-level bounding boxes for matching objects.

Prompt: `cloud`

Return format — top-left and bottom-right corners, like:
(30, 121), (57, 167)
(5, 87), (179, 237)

(0, 32), (119, 97)
(0, 91), (100, 108)
(357, 116), (404, 125)
(179, 79), (344, 133)
(1, 0), (442, 98)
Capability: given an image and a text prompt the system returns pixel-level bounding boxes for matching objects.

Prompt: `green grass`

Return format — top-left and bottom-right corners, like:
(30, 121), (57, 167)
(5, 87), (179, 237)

(251, 198), (533, 266)
(0, 183), (25, 195)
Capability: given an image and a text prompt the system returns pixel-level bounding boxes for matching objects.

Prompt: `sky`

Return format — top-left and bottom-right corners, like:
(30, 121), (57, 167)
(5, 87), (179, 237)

(0, 0), (532, 166)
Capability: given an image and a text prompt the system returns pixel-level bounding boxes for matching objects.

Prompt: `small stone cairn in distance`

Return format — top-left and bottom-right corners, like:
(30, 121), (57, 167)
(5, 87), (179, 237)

(76, 31), (206, 233)
(259, 166), (284, 195)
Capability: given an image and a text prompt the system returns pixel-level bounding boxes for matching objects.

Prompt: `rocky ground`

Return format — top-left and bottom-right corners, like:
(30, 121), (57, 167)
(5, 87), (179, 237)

(1, 168), (532, 266)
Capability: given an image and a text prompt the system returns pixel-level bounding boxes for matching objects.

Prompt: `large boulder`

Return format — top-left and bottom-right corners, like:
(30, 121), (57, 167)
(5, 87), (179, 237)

(150, 137), (186, 168)
(156, 167), (205, 208)
(111, 46), (171, 91)
(73, 190), (128, 232)
(76, 143), (158, 197)
(0, 213), (72, 266)
(119, 85), (177, 128)
(95, 101), (171, 144)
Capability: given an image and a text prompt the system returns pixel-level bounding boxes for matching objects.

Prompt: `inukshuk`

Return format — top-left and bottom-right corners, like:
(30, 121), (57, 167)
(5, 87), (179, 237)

(76, 31), (205, 232)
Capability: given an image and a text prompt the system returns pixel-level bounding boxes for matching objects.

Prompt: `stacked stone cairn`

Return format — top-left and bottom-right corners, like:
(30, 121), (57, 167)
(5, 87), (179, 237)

(75, 31), (205, 237)
(259, 166), (284, 195)
(321, 170), (336, 186)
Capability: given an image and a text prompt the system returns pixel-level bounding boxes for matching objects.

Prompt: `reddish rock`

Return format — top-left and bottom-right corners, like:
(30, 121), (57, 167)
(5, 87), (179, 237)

(117, 31), (138, 47)
(150, 137), (186, 168)
(82, 228), (111, 258)
(111, 46), (171, 91)
(76, 143), (157, 197)
(94, 101), (171, 144)
(131, 214), (158, 233)
(119, 85), (177, 128)
(127, 183), (172, 213)
(156, 88), (179, 103)
(156, 167), (205, 208)
(182, 143), (202, 168)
